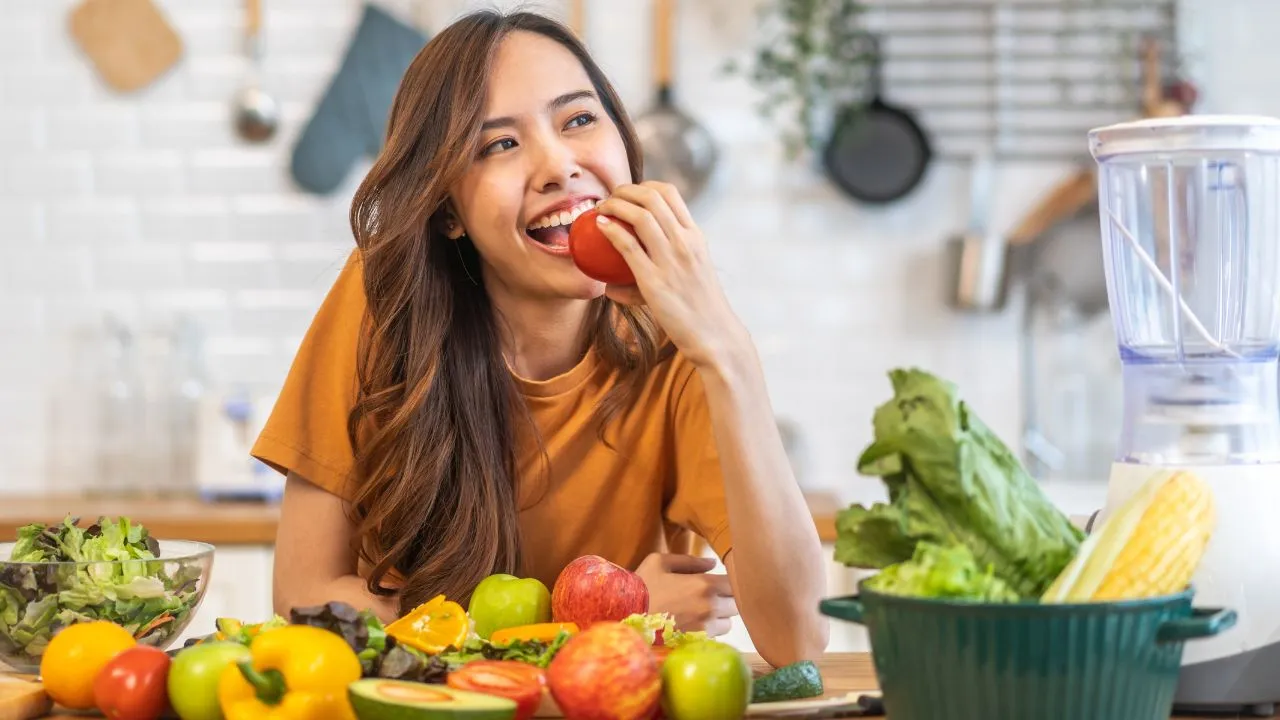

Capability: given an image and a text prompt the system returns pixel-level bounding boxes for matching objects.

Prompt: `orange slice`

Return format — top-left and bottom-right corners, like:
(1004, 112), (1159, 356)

(386, 594), (470, 655)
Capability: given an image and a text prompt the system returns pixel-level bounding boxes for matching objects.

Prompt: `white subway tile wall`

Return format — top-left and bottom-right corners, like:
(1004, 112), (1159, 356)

(0, 0), (1265, 496)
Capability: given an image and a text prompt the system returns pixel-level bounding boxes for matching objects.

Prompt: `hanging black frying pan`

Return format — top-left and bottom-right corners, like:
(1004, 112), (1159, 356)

(823, 34), (933, 204)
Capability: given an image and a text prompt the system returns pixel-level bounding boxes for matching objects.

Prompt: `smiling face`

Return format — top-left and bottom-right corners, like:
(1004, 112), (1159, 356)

(446, 30), (633, 301)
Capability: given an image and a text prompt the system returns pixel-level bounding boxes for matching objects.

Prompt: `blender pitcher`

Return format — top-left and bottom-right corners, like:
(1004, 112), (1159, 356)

(1091, 115), (1280, 714)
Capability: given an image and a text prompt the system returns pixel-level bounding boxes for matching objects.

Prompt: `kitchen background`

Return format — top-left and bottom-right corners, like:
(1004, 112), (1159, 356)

(0, 0), (1272, 651)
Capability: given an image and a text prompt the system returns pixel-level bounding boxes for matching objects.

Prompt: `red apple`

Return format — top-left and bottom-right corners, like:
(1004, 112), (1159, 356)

(547, 623), (661, 720)
(551, 555), (649, 627)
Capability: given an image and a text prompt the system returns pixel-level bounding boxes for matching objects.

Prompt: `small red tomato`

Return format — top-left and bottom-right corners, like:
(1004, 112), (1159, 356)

(568, 207), (637, 286)
(93, 645), (171, 720)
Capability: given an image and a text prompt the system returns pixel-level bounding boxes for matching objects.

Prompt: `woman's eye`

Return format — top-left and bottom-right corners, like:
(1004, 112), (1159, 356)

(482, 137), (517, 157)
(565, 112), (596, 130)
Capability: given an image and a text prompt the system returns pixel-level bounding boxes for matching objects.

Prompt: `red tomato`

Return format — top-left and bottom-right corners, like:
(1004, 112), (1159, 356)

(93, 645), (171, 720)
(447, 660), (546, 720)
(568, 208), (637, 286)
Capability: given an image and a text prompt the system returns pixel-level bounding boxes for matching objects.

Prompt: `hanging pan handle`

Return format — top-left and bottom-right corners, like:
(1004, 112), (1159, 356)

(568, 0), (585, 39)
(653, 0), (673, 94)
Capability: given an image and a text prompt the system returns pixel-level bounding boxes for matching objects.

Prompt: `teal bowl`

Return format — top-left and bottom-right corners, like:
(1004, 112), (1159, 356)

(820, 583), (1236, 720)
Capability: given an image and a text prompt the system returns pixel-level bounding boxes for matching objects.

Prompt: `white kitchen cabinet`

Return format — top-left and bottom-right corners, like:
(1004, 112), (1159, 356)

(173, 545), (275, 647)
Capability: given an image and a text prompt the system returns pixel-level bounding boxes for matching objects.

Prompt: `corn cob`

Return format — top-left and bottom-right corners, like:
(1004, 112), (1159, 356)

(1042, 470), (1215, 603)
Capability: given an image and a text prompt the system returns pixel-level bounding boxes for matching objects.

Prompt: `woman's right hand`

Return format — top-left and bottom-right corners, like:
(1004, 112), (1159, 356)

(635, 553), (739, 636)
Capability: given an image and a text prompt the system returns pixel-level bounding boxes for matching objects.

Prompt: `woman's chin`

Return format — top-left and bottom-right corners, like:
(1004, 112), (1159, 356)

(570, 278), (608, 301)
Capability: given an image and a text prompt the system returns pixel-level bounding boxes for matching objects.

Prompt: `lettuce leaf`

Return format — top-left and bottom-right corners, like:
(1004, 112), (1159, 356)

(621, 612), (709, 648)
(437, 632), (571, 669)
(838, 369), (1084, 599)
(622, 612), (675, 644)
(864, 542), (1019, 601)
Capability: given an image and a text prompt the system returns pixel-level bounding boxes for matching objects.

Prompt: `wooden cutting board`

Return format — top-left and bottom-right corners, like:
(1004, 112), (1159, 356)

(0, 677), (51, 720)
(67, 0), (183, 93)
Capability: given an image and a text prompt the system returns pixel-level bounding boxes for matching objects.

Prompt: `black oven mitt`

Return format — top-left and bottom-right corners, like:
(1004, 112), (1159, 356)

(290, 2), (426, 194)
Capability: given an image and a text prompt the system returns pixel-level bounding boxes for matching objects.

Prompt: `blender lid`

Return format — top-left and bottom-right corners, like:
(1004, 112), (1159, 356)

(1089, 114), (1280, 158)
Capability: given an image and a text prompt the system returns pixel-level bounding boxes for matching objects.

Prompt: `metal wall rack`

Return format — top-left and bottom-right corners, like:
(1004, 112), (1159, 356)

(853, 0), (1180, 161)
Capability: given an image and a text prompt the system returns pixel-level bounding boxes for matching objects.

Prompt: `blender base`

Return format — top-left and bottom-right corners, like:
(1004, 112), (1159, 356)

(1172, 640), (1280, 717)
(1097, 463), (1280, 715)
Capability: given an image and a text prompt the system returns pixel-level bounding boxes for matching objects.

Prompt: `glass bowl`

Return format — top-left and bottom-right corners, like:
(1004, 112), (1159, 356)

(0, 540), (214, 673)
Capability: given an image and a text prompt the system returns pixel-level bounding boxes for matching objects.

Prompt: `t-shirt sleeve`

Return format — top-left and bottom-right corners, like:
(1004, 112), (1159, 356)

(664, 362), (734, 561)
(251, 250), (366, 501)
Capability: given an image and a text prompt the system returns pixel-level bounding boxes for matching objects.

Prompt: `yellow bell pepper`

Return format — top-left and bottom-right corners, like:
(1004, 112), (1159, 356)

(217, 625), (362, 720)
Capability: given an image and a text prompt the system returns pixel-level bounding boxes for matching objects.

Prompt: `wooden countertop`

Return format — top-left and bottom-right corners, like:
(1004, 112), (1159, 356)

(0, 495), (282, 545)
(8, 652), (1265, 719)
(0, 492), (848, 546)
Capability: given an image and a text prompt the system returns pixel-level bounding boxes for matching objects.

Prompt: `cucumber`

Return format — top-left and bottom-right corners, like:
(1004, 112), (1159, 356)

(751, 660), (824, 703)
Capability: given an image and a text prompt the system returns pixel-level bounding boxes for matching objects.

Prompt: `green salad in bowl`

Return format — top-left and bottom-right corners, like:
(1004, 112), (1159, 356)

(0, 515), (212, 672)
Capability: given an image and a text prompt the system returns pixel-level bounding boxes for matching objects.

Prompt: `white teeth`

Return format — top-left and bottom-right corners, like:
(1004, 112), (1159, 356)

(527, 199), (597, 231)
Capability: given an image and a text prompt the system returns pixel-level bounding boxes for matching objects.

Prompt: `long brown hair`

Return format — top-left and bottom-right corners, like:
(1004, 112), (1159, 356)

(347, 9), (668, 614)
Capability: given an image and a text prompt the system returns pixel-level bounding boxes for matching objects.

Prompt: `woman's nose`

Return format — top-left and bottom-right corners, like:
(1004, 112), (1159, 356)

(530, 136), (581, 191)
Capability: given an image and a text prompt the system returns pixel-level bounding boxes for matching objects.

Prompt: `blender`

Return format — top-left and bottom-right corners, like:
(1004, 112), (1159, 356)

(1090, 115), (1280, 715)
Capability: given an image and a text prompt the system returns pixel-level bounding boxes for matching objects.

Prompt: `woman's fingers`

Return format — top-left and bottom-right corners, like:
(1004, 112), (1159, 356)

(594, 213), (657, 280)
(610, 183), (686, 243)
(642, 181), (695, 229)
(712, 593), (739, 619)
(596, 195), (674, 266)
(703, 617), (733, 637)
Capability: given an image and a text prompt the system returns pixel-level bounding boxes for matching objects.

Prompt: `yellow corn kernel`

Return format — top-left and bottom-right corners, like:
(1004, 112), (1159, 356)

(1091, 471), (1215, 601)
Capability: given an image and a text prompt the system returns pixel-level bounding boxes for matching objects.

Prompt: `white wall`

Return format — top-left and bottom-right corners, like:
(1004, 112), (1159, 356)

(0, 0), (1253, 497)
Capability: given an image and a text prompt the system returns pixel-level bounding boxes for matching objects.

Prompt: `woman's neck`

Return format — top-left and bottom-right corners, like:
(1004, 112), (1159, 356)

(487, 282), (592, 382)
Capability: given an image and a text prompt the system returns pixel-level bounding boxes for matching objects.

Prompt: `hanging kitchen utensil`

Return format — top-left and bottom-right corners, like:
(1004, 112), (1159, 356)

(290, 3), (427, 195)
(567, 0), (585, 40)
(633, 0), (718, 204)
(945, 152), (1008, 312)
(947, 163), (1100, 314)
(67, 0), (182, 93)
(233, 0), (279, 143)
(1005, 169), (1096, 248)
(823, 34), (932, 204)
(1028, 202), (1109, 318)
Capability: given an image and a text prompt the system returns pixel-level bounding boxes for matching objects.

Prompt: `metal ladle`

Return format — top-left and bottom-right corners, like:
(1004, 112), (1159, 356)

(234, 0), (278, 143)
(633, 0), (718, 203)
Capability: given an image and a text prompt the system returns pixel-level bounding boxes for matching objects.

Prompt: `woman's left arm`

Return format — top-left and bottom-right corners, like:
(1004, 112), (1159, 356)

(595, 182), (829, 667)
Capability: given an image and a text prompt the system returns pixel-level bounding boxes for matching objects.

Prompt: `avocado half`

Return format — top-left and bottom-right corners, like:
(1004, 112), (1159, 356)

(349, 679), (518, 720)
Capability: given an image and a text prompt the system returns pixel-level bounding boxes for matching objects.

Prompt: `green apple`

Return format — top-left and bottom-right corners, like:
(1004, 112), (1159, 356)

(167, 641), (252, 720)
(660, 640), (753, 720)
(468, 573), (552, 640)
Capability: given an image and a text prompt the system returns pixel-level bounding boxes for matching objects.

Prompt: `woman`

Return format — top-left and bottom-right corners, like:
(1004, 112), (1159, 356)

(252, 9), (827, 666)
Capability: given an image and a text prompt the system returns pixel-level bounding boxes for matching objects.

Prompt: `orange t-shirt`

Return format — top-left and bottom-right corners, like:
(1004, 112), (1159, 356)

(250, 251), (733, 591)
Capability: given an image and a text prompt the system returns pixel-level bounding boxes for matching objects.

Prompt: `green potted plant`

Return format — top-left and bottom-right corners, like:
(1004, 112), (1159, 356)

(725, 0), (872, 161)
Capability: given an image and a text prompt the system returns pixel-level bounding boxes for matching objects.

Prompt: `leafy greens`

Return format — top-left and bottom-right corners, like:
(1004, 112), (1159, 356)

(437, 632), (572, 669)
(289, 601), (450, 683)
(621, 612), (708, 648)
(836, 369), (1085, 599)
(0, 516), (202, 663)
(864, 542), (1019, 602)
